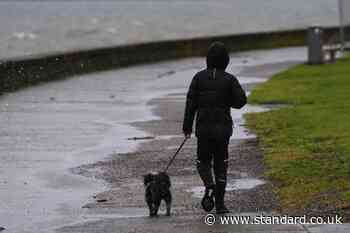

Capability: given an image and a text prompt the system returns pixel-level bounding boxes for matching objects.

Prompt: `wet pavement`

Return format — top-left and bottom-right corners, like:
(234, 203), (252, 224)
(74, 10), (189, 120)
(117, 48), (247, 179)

(2, 47), (350, 232)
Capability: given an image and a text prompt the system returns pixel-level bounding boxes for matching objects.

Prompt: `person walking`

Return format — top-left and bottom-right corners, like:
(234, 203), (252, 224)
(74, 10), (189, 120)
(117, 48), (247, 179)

(182, 42), (247, 214)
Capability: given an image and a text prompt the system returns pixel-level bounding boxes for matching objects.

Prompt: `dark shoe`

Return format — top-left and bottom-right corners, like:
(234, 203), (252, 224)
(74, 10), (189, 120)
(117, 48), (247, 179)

(201, 186), (215, 212)
(215, 181), (230, 214)
(216, 203), (230, 214)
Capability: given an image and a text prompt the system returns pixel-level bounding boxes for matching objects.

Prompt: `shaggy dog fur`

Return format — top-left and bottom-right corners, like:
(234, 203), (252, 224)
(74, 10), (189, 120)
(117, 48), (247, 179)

(143, 172), (172, 217)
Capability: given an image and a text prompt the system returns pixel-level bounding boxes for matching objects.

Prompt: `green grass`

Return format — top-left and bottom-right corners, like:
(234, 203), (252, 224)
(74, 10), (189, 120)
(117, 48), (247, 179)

(246, 55), (350, 214)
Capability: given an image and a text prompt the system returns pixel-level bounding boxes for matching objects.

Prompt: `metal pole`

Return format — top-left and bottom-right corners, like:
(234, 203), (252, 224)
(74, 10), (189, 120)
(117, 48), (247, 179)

(339, 0), (345, 50)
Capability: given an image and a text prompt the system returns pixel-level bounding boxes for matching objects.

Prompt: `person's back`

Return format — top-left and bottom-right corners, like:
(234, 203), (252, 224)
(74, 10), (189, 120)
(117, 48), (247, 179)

(182, 41), (246, 214)
(185, 68), (245, 138)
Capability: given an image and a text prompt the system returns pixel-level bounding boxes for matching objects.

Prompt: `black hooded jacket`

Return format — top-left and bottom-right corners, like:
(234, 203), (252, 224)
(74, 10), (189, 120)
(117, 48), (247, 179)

(182, 42), (247, 138)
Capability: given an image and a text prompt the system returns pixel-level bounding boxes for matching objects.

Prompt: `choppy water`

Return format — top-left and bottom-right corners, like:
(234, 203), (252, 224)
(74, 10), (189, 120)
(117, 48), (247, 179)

(0, 0), (339, 60)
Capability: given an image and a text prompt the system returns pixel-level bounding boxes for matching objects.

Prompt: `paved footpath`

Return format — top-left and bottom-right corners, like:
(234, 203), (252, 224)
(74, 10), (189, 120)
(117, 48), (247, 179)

(1, 47), (349, 233)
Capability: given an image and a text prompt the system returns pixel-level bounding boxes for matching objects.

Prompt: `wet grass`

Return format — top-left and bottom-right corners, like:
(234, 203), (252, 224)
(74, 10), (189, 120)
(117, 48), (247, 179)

(245, 55), (350, 216)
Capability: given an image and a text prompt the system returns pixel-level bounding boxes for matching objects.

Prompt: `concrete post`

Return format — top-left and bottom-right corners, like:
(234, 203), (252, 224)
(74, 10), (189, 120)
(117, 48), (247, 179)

(339, 0), (345, 49)
(308, 27), (324, 65)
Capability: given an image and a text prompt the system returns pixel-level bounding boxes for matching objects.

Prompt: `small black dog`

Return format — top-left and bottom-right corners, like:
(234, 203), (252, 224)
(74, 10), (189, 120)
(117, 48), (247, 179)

(143, 172), (172, 217)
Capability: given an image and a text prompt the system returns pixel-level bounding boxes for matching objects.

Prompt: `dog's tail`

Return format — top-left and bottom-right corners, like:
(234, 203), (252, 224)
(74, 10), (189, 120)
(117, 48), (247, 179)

(143, 173), (154, 186)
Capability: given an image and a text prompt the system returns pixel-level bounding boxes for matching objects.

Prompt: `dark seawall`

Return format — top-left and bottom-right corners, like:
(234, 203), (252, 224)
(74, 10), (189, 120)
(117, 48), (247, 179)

(0, 28), (339, 94)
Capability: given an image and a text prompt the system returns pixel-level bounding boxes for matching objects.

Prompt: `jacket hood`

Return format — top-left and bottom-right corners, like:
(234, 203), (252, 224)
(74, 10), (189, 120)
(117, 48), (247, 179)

(206, 42), (229, 70)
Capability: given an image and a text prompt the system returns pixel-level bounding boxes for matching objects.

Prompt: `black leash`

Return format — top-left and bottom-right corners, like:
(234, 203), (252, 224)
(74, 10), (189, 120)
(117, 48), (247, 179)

(163, 137), (188, 173)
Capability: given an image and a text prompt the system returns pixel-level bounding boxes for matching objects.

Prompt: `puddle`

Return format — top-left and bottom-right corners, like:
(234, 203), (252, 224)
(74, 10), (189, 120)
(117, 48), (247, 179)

(86, 208), (149, 219)
(83, 206), (177, 221)
(166, 145), (195, 150)
(162, 95), (186, 99)
(156, 135), (184, 140)
(187, 178), (266, 198)
(237, 76), (269, 84)
(226, 178), (266, 191)
(59, 208), (151, 228)
(230, 104), (270, 140)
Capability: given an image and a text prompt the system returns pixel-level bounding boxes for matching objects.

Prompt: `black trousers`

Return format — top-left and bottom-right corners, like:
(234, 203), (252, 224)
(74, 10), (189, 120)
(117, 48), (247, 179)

(196, 137), (230, 188)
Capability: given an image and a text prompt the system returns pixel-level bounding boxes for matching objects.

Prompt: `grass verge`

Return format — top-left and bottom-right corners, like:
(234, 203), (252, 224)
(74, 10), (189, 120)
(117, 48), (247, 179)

(245, 55), (350, 217)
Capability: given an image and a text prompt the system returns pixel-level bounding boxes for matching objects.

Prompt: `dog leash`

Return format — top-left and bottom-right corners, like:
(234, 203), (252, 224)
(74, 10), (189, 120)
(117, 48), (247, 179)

(163, 137), (188, 172)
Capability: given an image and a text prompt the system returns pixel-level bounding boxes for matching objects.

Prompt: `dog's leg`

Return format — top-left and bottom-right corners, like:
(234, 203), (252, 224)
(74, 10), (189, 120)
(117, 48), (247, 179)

(153, 200), (161, 217)
(146, 192), (156, 217)
(150, 206), (157, 217)
(165, 192), (172, 216)
(147, 200), (154, 217)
